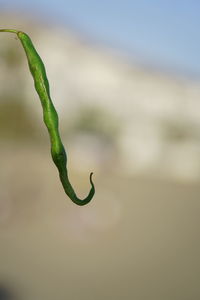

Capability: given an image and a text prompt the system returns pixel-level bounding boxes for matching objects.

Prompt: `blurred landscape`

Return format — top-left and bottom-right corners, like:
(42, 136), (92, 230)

(0, 13), (200, 300)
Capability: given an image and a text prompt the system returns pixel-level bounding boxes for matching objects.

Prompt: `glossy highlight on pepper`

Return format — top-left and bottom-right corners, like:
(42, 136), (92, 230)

(0, 29), (95, 206)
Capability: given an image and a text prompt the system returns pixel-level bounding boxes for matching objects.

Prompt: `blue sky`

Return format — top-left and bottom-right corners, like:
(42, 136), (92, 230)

(1, 0), (200, 77)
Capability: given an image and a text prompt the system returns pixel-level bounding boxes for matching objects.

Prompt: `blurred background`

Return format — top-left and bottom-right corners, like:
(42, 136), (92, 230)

(0, 1), (200, 299)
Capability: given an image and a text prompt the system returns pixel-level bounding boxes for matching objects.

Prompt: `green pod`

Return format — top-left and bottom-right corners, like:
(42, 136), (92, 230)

(0, 29), (95, 206)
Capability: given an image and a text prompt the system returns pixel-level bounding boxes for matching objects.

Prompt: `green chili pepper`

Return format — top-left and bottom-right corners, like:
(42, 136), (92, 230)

(0, 29), (95, 206)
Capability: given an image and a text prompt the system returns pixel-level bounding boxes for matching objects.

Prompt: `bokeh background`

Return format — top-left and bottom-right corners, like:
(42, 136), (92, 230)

(0, 1), (200, 299)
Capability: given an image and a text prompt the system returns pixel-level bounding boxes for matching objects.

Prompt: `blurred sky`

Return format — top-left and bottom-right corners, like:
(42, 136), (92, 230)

(1, 0), (200, 77)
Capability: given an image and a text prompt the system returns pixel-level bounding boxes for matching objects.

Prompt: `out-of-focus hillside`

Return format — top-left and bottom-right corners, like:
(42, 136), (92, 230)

(1, 14), (200, 181)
